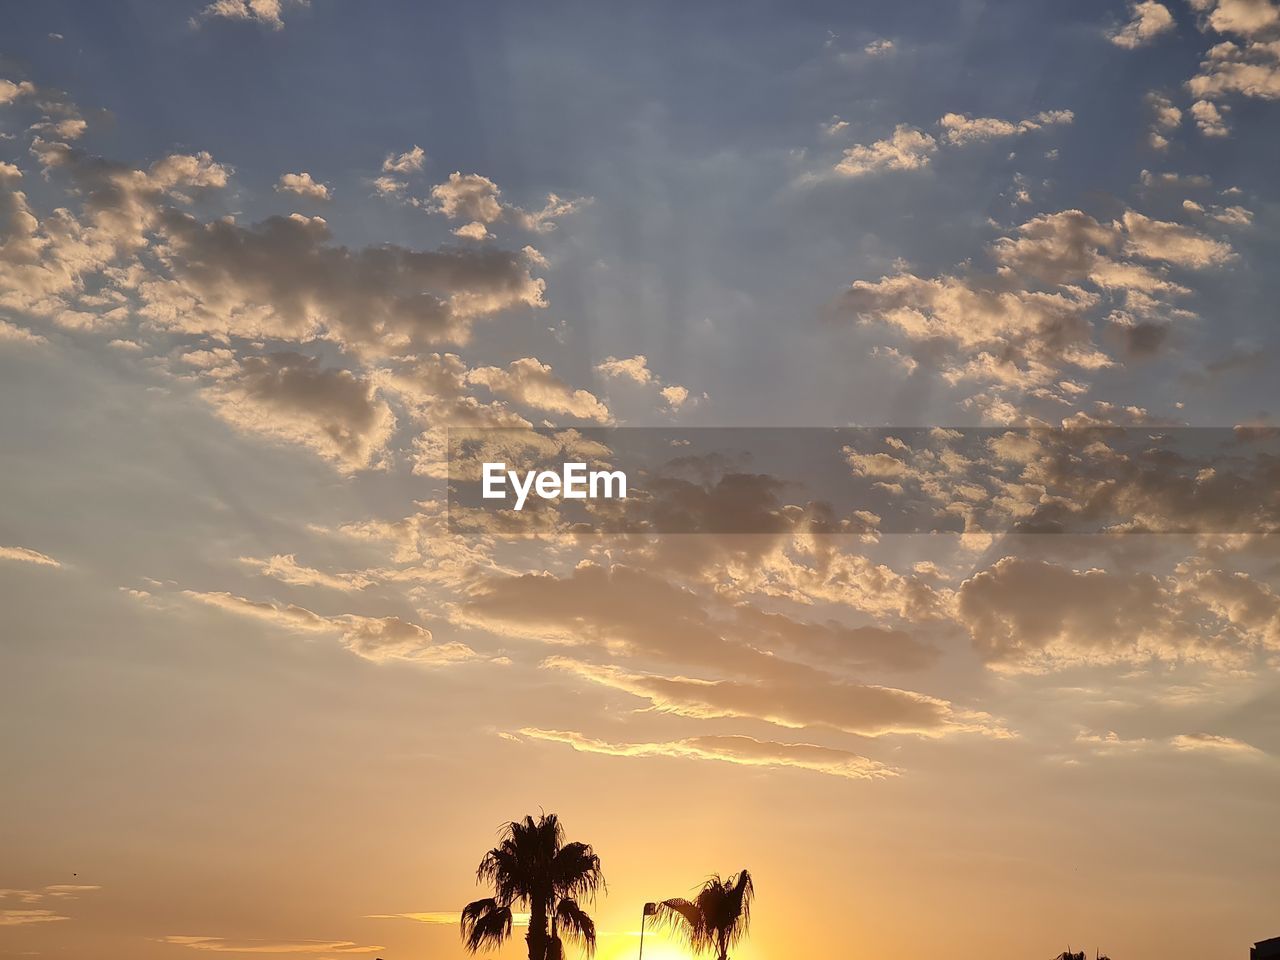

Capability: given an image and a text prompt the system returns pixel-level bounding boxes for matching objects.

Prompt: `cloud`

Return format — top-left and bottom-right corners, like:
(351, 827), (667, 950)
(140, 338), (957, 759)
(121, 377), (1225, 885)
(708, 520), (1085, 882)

(860, 426), (1280, 536)
(0, 79), (86, 141)
(366, 912), (530, 926)
(659, 384), (690, 409)
(1186, 6), (1280, 119)
(1181, 567), (1280, 647)
(595, 355), (656, 385)
(838, 270), (1103, 386)
(1191, 98), (1232, 135)
(0, 545), (61, 567)
(239, 554), (374, 592)
(429, 172), (590, 234)
(430, 172), (504, 223)
(864, 38), (895, 55)
(183, 589), (330, 633)
(822, 116), (850, 137)
(0, 885), (100, 926)
(0, 79), (37, 105)
(520, 728), (899, 780)
(0, 910), (68, 927)
(465, 357), (612, 422)
(955, 554), (1280, 672)
(1212, 203), (1253, 224)
(1, 143), (232, 315)
(139, 212), (546, 353)
(338, 615), (474, 665)
(1121, 210), (1235, 266)
(453, 221), (490, 240)
(840, 205), (1236, 393)
(200, 353), (397, 471)
(1188, 0), (1280, 37)
(382, 145), (425, 174)
(834, 125), (937, 177)
(542, 658), (1006, 739)
(1191, 44), (1280, 99)
(1110, 1), (1177, 48)
(275, 172), (330, 200)
(195, 0), (309, 30)
(0, 886), (101, 903)
(595, 355), (695, 412)
(938, 109), (1074, 145)
(457, 562), (938, 675)
(1078, 729), (1269, 761)
(182, 589), (481, 665)
(1170, 732), (1268, 757)
(158, 937), (380, 954)
(827, 111), (1071, 179)
(1146, 92), (1183, 148)
(958, 558), (1187, 671)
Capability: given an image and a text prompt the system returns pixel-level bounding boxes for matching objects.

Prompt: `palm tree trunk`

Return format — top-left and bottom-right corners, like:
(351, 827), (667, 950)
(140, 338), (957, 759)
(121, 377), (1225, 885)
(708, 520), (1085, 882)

(548, 907), (562, 960)
(526, 898), (548, 960)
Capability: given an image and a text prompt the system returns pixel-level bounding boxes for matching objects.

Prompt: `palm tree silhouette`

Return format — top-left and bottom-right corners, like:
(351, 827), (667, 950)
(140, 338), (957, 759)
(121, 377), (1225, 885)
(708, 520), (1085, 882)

(461, 813), (604, 960)
(654, 870), (754, 960)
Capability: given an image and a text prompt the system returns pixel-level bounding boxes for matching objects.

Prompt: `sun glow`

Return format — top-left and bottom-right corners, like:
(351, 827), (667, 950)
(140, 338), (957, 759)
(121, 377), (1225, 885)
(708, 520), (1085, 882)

(598, 930), (690, 960)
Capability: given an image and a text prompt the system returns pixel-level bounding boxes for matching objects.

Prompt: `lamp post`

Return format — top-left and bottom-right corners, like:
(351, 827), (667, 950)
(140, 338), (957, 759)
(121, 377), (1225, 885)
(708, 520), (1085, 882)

(638, 902), (657, 960)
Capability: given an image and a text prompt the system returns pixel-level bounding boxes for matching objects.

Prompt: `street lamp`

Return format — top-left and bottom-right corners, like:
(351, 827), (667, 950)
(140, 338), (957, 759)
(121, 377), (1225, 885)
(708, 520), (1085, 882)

(638, 902), (657, 959)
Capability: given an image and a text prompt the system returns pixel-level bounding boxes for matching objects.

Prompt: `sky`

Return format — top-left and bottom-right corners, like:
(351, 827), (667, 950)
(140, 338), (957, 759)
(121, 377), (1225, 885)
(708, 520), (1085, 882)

(2, 1), (1280, 959)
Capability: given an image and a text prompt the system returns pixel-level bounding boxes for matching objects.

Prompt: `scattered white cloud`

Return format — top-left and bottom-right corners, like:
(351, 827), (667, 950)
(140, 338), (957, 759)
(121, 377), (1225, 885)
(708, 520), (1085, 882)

(595, 354), (696, 412)
(275, 171), (330, 200)
(1146, 92), (1183, 148)
(428, 172), (590, 234)
(465, 357), (612, 422)
(195, 0), (309, 30)
(1191, 98), (1231, 135)
(382, 145), (426, 174)
(821, 116), (850, 137)
(938, 109), (1074, 145)
(1110, 1), (1177, 48)
(835, 124), (937, 177)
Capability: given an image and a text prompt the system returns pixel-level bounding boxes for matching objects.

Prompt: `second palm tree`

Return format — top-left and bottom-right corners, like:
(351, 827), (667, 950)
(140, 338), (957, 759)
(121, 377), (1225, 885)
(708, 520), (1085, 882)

(654, 869), (754, 960)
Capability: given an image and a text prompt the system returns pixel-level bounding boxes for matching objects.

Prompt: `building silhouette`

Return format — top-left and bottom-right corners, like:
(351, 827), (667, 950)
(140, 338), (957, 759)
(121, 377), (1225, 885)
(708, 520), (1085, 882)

(1252, 937), (1280, 960)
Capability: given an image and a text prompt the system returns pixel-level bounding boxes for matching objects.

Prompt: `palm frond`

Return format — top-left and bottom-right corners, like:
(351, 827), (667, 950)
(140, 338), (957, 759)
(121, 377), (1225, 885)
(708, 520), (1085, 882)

(460, 898), (513, 954)
(554, 898), (597, 954)
(653, 897), (709, 950)
(723, 869), (754, 945)
(553, 841), (605, 902)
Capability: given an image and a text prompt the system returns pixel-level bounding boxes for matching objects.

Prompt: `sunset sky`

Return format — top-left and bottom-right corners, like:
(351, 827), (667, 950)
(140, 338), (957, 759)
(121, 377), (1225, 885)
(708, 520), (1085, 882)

(3, 2), (1280, 959)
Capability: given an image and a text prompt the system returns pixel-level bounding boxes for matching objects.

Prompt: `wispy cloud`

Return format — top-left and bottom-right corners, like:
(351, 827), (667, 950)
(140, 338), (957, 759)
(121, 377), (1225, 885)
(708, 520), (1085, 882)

(520, 728), (899, 781)
(366, 911), (530, 926)
(0, 545), (61, 567)
(0, 885), (101, 926)
(157, 937), (381, 954)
